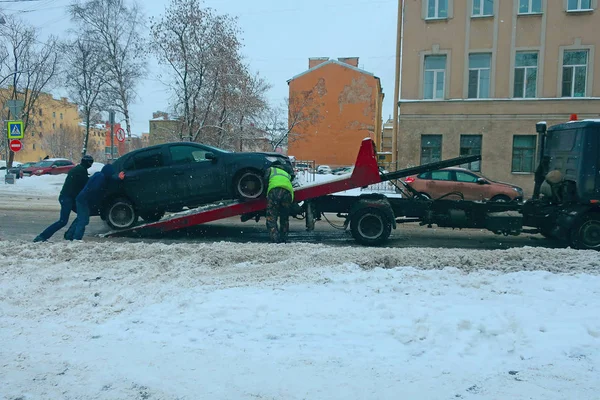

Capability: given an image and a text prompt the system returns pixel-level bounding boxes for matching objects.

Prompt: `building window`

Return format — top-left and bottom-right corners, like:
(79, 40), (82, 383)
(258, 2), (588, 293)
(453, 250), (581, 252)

(512, 135), (536, 173)
(60, 113), (63, 120)
(33, 143), (36, 150)
(567, 0), (592, 11)
(424, 55), (446, 99)
(514, 52), (538, 98)
(562, 50), (588, 97)
(420, 135), (442, 165)
(52, 123), (56, 129)
(53, 112), (56, 118)
(31, 131), (35, 137)
(468, 53), (491, 98)
(459, 135), (482, 171)
(472, 0), (493, 16)
(60, 123), (63, 129)
(38, 121), (42, 127)
(427, 0), (448, 19)
(519, 0), (542, 14)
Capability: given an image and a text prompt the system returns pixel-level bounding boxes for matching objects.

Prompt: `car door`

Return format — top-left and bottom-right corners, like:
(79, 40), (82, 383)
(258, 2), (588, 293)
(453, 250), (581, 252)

(121, 147), (173, 210)
(453, 170), (485, 201)
(167, 144), (225, 205)
(425, 170), (454, 199)
(57, 161), (74, 174)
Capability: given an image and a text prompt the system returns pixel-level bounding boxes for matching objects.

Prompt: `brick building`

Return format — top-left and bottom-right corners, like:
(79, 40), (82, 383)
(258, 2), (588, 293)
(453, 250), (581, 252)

(287, 57), (384, 167)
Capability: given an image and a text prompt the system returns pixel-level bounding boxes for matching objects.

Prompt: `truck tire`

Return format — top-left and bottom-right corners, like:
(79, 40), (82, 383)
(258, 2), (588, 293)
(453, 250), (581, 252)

(570, 214), (600, 250)
(350, 207), (392, 246)
(106, 197), (138, 230)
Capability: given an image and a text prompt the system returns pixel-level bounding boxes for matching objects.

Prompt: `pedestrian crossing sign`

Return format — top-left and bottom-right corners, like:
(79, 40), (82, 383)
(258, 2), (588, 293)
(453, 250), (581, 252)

(7, 120), (24, 139)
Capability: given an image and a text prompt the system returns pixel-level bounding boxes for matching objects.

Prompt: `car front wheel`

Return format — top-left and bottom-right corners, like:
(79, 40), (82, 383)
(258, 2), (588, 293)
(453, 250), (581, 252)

(234, 169), (265, 200)
(106, 197), (138, 230)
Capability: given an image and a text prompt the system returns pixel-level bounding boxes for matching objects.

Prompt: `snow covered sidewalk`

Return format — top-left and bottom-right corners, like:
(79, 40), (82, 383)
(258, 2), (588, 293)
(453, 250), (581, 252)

(1, 242), (599, 399)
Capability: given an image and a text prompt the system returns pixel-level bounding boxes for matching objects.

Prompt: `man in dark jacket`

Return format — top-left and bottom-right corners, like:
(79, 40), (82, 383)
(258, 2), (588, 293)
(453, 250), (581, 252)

(64, 164), (125, 241)
(34, 155), (94, 242)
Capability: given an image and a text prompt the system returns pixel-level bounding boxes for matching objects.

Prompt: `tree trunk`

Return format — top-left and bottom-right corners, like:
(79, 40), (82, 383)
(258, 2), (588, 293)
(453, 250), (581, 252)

(82, 111), (91, 157)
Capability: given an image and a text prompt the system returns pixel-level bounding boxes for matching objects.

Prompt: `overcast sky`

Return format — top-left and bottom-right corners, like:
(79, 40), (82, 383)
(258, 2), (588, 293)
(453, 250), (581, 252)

(2, 0), (398, 135)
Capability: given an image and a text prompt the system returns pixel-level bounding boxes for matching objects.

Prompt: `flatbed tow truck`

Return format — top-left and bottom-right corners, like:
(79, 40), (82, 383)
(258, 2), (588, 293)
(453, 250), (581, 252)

(107, 118), (600, 251)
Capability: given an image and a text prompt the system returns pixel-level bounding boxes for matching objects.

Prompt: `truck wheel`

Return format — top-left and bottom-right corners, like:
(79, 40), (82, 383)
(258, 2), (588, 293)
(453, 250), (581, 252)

(106, 197), (138, 230)
(234, 169), (265, 200)
(570, 215), (600, 250)
(140, 211), (165, 223)
(350, 207), (392, 246)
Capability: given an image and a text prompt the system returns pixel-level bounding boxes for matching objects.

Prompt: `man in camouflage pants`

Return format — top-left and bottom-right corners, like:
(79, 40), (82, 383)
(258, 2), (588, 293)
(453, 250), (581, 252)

(264, 161), (295, 243)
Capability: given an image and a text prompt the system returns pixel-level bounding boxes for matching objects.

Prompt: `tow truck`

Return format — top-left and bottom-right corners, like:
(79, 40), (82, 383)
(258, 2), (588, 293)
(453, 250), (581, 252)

(107, 117), (600, 251)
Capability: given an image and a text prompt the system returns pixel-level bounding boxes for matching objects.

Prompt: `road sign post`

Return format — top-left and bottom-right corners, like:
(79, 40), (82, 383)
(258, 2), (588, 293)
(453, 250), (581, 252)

(7, 120), (24, 139)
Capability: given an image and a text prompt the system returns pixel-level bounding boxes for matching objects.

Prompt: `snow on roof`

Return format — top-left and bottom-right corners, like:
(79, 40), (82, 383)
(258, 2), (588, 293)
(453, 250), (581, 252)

(287, 59), (376, 82)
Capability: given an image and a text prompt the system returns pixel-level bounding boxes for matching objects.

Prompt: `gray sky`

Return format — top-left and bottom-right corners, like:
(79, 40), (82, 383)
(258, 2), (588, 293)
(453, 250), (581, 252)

(2, 0), (398, 135)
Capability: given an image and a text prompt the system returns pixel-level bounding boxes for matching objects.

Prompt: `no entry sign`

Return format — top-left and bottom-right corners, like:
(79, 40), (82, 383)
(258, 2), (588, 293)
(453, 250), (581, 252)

(9, 139), (22, 152)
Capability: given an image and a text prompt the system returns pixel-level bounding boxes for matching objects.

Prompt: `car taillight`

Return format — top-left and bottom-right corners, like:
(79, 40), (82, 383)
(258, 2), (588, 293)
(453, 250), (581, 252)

(404, 176), (415, 184)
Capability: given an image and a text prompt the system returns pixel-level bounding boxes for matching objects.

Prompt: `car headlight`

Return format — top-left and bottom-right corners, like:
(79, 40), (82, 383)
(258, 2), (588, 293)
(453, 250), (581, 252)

(513, 187), (523, 194)
(36, 169), (44, 173)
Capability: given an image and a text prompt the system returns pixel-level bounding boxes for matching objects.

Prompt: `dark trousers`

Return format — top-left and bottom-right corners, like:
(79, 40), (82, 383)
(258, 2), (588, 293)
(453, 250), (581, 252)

(38, 194), (74, 240)
(266, 188), (292, 243)
(65, 197), (90, 241)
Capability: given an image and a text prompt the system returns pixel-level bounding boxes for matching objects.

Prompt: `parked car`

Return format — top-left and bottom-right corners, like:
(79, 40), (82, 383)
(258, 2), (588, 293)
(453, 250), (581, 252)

(96, 142), (294, 230)
(332, 166), (353, 175)
(8, 161), (37, 179)
(317, 165), (332, 174)
(402, 167), (523, 202)
(21, 158), (75, 177)
(294, 162), (311, 173)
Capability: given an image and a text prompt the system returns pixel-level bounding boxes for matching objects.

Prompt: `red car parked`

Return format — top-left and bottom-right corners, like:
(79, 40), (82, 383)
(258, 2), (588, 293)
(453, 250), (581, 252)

(22, 158), (76, 177)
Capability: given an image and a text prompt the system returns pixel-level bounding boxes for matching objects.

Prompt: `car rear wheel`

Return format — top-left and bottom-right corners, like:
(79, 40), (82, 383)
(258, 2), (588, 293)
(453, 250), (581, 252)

(570, 214), (600, 250)
(234, 169), (265, 200)
(491, 195), (511, 202)
(106, 197), (138, 230)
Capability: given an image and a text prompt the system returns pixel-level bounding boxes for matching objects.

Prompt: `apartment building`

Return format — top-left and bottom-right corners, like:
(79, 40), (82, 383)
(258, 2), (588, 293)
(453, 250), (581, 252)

(398, 0), (600, 195)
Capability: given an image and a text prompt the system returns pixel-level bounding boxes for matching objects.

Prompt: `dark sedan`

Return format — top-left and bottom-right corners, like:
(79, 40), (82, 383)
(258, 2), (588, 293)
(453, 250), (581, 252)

(8, 161), (37, 179)
(97, 142), (293, 230)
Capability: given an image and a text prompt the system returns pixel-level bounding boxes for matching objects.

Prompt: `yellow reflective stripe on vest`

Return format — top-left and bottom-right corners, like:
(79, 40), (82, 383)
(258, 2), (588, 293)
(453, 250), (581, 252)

(267, 167), (294, 201)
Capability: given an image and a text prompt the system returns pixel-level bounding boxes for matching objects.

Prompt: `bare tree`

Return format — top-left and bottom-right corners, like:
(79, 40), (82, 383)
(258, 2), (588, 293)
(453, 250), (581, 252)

(62, 38), (108, 156)
(0, 15), (60, 168)
(40, 125), (84, 160)
(69, 0), (146, 141)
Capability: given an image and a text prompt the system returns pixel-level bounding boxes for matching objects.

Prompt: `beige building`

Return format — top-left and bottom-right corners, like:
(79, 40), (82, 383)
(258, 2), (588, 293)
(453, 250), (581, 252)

(398, 0), (600, 195)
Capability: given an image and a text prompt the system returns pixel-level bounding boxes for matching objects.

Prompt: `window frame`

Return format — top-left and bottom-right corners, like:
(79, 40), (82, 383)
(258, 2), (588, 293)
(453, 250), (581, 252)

(511, 135), (537, 173)
(513, 51), (539, 98)
(472, 0), (494, 17)
(566, 0), (593, 11)
(561, 49), (589, 98)
(459, 134), (482, 172)
(468, 53), (492, 99)
(423, 55), (447, 100)
(420, 134), (443, 165)
(518, 0), (543, 14)
(426, 0), (449, 19)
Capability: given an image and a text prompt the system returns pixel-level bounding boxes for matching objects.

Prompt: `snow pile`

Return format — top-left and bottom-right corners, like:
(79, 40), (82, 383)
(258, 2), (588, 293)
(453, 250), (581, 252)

(1, 241), (599, 399)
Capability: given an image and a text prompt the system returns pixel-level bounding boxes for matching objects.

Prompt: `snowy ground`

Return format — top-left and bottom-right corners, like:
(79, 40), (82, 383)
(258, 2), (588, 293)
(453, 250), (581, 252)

(1, 242), (599, 399)
(2, 165), (599, 399)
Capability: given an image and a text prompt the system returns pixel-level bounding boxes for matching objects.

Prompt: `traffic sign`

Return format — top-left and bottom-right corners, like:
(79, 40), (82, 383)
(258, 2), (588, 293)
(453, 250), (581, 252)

(7, 120), (24, 139)
(116, 128), (125, 142)
(9, 139), (22, 152)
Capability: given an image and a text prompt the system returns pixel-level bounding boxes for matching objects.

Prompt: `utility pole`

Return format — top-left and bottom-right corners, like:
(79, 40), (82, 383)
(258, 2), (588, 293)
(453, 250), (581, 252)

(392, 0), (404, 170)
(109, 110), (115, 162)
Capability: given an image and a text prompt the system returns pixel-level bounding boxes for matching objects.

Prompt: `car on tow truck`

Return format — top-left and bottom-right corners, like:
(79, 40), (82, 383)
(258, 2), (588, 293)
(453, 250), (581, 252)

(98, 142), (293, 230)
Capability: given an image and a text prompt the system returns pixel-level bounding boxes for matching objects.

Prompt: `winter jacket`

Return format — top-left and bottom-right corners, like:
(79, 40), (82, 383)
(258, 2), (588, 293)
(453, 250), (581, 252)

(60, 164), (89, 198)
(265, 166), (294, 201)
(76, 164), (116, 209)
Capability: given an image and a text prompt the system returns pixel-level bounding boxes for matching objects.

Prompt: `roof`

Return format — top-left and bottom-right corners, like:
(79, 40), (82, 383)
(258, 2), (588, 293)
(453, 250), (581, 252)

(287, 59), (379, 83)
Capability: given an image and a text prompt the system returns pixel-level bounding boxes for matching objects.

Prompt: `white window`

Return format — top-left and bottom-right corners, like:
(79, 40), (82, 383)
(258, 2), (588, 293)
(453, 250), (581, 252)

(567, 0), (592, 11)
(473, 0), (493, 16)
(519, 0), (542, 14)
(514, 52), (538, 98)
(468, 53), (491, 99)
(562, 50), (588, 97)
(424, 55), (446, 99)
(427, 0), (448, 19)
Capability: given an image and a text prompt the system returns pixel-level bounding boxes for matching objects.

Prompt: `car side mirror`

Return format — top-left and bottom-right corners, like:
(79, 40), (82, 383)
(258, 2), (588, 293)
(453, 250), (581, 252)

(205, 152), (216, 161)
(51, 165), (57, 168)
(477, 178), (488, 184)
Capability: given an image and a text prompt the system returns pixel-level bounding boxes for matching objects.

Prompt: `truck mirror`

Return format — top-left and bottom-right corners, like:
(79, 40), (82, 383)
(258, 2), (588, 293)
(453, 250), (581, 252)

(536, 122), (547, 134)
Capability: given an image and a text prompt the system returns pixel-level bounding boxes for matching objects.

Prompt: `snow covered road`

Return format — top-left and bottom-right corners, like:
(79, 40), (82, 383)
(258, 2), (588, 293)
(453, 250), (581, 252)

(1, 241), (599, 399)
